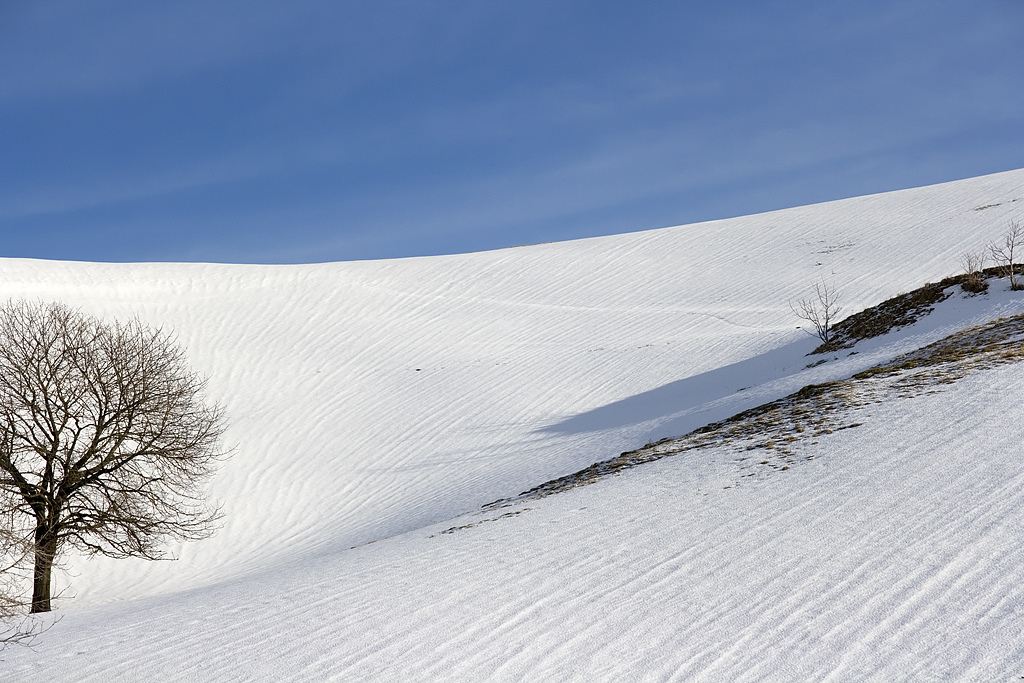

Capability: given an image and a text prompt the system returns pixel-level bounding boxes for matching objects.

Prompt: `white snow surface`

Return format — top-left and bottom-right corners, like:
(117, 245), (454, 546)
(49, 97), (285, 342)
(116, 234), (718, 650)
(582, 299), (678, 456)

(4, 169), (1024, 681)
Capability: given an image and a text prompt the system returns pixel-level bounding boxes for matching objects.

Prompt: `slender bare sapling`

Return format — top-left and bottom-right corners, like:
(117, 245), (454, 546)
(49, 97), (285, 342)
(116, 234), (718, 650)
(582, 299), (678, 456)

(791, 280), (844, 344)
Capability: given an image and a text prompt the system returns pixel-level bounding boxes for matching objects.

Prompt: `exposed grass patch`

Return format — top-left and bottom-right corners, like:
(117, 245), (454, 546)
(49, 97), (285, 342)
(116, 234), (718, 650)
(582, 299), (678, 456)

(813, 283), (951, 354)
(812, 267), (1024, 354)
(430, 508), (533, 536)
(852, 313), (1024, 380)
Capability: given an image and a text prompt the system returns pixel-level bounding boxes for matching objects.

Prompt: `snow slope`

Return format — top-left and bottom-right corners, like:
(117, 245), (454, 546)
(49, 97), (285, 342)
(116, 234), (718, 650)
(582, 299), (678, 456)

(3, 168), (1024, 681)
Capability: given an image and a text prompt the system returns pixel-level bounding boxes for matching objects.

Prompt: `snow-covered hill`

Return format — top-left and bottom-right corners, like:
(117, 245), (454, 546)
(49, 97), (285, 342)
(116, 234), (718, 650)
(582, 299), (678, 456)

(3, 169), (1024, 681)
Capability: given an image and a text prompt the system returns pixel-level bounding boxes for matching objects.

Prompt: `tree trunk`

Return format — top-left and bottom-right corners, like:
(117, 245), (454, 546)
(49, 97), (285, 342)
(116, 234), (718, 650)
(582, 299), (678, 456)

(30, 528), (57, 613)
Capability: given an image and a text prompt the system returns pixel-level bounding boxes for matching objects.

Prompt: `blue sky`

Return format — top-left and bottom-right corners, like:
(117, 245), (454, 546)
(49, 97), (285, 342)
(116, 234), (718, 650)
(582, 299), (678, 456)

(1, 0), (1022, 263)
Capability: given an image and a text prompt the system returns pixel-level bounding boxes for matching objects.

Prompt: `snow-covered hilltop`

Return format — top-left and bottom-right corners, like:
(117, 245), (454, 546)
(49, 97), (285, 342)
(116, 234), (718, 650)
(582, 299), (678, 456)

(4, 169), (1024, 681)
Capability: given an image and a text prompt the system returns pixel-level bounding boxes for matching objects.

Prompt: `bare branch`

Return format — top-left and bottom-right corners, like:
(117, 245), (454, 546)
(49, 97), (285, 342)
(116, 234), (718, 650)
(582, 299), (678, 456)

(0, 512), (49, 649)
(0, 615), (56, 652)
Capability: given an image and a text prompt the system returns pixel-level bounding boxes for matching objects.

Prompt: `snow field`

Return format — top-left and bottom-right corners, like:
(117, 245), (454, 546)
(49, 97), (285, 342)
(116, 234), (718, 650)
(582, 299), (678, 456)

(1, 168), (1024, 680)
(10, 362), (1024, 681)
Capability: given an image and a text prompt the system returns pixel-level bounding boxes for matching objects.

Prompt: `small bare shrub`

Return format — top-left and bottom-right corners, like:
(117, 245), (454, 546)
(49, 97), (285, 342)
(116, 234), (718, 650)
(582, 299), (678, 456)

(791, 280), (843, 344)
(959, 250), (988, 293)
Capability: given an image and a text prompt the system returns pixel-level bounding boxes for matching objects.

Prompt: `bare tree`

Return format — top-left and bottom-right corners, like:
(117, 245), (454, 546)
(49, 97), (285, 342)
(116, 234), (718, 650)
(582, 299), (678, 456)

(989, 220), (1024, 290)
(959, 250), (988, 293)
(791, 280), (844, 344)
(0, 300), (227, 613)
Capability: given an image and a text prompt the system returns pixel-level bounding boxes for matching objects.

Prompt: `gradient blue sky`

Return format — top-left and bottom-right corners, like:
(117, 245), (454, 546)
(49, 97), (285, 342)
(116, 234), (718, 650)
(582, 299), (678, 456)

(1, 0), (1022, 263)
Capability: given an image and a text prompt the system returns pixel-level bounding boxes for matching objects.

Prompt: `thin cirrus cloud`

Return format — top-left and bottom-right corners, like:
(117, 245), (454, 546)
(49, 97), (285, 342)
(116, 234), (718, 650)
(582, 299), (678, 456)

(0, 0), (1021, 263)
